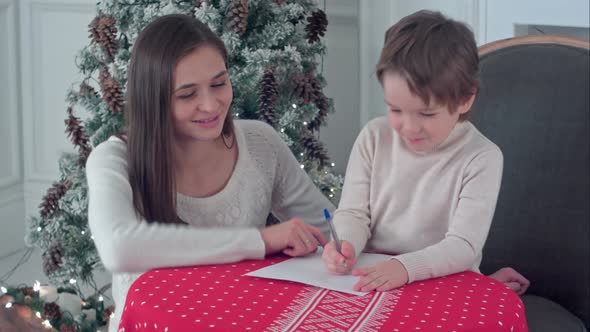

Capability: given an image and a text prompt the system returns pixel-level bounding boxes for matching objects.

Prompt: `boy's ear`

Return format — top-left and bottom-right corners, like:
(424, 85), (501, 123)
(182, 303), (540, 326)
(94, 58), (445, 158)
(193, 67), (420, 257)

(458, 93), (477, 115)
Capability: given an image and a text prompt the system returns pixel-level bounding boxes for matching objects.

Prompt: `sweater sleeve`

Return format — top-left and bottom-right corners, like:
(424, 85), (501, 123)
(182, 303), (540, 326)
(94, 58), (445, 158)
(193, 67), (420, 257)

(86, 138), (266, 273)
(253, 123), (334, 238)
(394, 148), (504, 283)
(332, 124), (374, 255)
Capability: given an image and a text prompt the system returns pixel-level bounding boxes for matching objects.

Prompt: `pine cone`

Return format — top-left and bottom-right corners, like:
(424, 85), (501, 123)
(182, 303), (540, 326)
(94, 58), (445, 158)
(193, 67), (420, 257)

(225, 0), (248, 36)
(43, 302), (62, 321)
(194, 0), (208, 7)
(39, 180), (71, 218)
(257, 69), (278, 127)
(293, 71), (322, 104)
(307, 93), (330, 131)
(102, 305), (115, 322)
(65, 106), (92, 165)
(99, 68), (124, 113)
(305, 10), (328, 44)
(42, 242), (64, 277)
(59, 323), (78, 332)
(89, 15), (118, 61)
(302, 132), (330, 168)
(19, 287), (35, 297)
(79, 81), (98, 98)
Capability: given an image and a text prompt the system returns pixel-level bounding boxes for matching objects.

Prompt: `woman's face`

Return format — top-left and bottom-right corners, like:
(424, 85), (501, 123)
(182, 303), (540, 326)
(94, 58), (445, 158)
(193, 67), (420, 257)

(171, 45), (233, 144)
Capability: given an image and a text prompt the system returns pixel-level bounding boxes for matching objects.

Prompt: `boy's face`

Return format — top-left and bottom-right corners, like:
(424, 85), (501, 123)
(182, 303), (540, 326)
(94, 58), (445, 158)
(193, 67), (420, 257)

(382, 72), (474, 153)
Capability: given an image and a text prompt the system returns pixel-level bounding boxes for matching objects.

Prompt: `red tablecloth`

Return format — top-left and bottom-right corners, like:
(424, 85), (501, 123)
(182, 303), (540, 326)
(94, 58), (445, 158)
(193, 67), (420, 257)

(119, 256), (527, 331)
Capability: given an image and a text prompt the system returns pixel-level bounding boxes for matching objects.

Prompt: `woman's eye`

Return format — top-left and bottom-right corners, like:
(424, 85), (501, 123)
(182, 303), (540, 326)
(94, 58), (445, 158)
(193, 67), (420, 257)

(178, 92), (195, 99)
(211, 81), (226, 88)
(421, 113), (436, 117)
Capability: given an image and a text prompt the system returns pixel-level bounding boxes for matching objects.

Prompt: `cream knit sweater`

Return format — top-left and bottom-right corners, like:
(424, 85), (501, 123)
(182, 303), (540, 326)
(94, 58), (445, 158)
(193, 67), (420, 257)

(334, 116), (503, 284)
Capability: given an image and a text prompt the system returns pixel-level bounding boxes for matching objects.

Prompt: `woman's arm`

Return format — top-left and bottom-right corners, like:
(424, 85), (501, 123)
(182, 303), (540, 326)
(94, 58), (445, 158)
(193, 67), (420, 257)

(86, 139), (265, 273)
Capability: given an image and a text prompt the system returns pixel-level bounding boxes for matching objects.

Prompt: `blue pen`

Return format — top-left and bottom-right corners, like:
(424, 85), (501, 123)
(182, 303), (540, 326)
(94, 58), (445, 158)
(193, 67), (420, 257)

(324, 208), (342, 255)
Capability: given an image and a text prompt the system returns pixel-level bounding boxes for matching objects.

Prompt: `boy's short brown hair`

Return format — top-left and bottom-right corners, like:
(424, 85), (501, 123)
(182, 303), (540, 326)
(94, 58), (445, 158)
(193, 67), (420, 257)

(376, 10), (479, 120)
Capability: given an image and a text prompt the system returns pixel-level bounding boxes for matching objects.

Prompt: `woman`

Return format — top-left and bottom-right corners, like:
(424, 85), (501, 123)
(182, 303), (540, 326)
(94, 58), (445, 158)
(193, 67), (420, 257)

(86, 14), (333, 331)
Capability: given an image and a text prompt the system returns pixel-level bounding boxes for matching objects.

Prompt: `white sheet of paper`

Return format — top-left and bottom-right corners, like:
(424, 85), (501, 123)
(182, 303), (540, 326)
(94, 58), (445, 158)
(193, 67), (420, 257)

(244, 249), (392, 296)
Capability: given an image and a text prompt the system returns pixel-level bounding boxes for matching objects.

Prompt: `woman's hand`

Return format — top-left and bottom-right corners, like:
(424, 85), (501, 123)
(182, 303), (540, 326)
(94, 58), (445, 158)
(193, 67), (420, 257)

(488, 267), (530, 295)
(322, 240), (356, 274)
(260, 218), (328, 257)
(352, 258), (409, 292)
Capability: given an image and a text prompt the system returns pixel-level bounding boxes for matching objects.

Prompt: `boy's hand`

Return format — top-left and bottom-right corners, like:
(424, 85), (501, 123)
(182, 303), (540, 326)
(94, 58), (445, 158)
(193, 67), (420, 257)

(352, 258), (408, 292)
(488, 267), (530, 295)
(260, 218), (328, 257)
(322, 240), (356, 274)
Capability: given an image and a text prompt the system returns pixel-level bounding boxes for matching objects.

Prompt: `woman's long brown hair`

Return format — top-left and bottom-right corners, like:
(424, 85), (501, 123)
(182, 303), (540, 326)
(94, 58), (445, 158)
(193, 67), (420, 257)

(126, 14), (234, 224)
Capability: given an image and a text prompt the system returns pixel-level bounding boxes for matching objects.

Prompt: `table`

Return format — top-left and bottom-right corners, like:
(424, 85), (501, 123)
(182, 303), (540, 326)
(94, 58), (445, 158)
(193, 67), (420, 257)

(119, 256), (528, 331)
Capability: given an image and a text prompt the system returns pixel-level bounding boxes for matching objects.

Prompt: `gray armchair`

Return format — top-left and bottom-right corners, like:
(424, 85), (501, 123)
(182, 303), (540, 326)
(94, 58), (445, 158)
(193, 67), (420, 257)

(471, 35), (589, 332)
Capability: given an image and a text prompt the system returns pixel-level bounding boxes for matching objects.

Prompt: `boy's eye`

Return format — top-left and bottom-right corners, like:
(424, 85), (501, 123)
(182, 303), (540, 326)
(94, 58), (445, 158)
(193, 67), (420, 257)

(420, 113), (436, 117)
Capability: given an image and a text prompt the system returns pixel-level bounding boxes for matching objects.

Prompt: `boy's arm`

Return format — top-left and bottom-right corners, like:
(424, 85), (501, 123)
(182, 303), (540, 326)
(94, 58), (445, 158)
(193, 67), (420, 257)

(332, 125), (375, 255)
(394, 148), (504, 283)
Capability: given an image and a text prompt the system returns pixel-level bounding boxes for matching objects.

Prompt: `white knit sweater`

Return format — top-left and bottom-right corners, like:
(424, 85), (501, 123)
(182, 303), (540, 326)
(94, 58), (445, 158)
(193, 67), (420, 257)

(86, 120), (334, 331)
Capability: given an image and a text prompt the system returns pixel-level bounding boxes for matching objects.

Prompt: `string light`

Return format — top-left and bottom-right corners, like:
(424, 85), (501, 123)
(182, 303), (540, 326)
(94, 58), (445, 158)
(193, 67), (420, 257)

(5, 302), (12, 309)
(300, 164), (305, 169)
(91, 236), (95, 240)
(34, 281), (41, 292)
(81, 231), (85, 235)
(1, 286), (7, 293)
(37, 227), (42, 232)
(36, 311), (42, 319)
(292, 104), (297, 109)
(303, 121), (308, 125)
(300, 152), (304, 156)
(280, 128), (285, 132)
(331, 162), (335, 167)
(70, 279), (77, 285)
(99, 295), (104, 302)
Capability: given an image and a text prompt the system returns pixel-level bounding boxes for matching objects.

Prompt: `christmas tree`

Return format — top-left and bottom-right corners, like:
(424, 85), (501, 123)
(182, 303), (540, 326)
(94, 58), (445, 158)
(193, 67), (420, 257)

(14, 0), (343, 330)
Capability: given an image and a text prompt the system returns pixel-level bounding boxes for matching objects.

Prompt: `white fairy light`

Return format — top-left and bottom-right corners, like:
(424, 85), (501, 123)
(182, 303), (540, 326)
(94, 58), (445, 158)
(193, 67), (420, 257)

(331, 162), (335, 167)
(99, 295), (104, 302)
(303, 121), (308, 125)
(36, 311), (42, 318)
(37, 227), (42, 232)
(70, 279), (77, 284)
(292, 104), (297, 109)
(1, 286), (7, 293)
(300, 164), (305, 169)
(5, 302), (12, 309)
(33, 281), (41, 292)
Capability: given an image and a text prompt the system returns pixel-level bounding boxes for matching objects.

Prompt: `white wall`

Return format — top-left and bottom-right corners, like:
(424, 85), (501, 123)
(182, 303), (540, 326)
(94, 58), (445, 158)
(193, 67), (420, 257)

(322, 0), (360, 174)
(0, 0), (24, 256)
(358, 0), (590, 124)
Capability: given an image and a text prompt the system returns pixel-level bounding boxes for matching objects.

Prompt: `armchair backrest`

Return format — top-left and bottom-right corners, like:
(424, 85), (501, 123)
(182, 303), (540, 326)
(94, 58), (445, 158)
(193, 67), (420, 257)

(471, 35), (589, 327)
